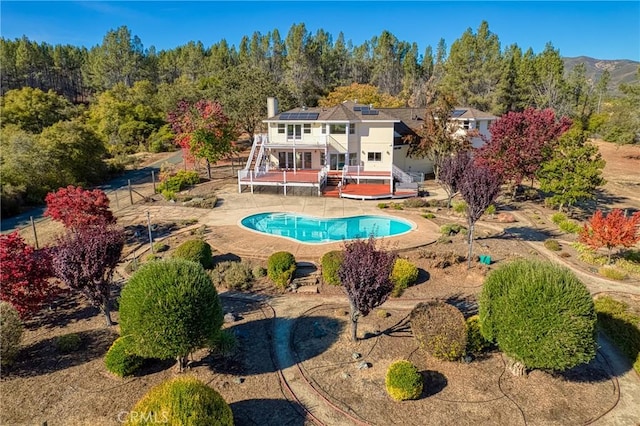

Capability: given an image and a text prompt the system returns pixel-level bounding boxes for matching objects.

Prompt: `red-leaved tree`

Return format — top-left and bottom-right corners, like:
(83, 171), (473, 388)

(438, 150), (472, 209)
(477, 108), (571, 197)
(51, 226), (125, 326)
(579, 209), (640, 263)
(44, 186), (115, 231)
(459, 161), (503, 269)
(0, 231), (56, 317)
(167, 99), (237, 179)
(338, 237), (397, 341)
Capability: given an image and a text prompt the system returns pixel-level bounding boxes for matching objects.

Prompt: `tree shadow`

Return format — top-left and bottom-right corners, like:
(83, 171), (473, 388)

(123, 222), (179, 245)
(230, 398), (306, 426)
(421, 370), (448, 397)
(204, 315), (343, 375)
(3, 328), (118, 379)
(214, 252), (242, 264)
(445, 293), (478, 317)
(502, 226), (553, 242)
(27, 292), (103, 330)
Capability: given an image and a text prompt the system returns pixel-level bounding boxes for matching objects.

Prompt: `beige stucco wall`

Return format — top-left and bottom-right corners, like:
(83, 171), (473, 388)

(392, 145), (434, 175)
(358, 122), (395, 171)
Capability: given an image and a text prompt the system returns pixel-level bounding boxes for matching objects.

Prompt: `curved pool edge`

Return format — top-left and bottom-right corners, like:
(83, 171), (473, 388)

(237, 212), (417, 246)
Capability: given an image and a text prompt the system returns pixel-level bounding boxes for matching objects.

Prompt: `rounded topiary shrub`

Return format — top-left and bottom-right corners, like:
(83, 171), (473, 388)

(391, 258), (419, 297)
(479, 259), (597, 371)
(172, 239), (213, 269)
(267, 251), (296, 289)
(125, 376), (233, 426)
(0, 302), (23, 366)
(410, 301), (467, 361)
(466, 315), (492, 356)
(321, 250), (343, 286)
(385, 360), (423, 401)
(119, 259), (223, 370)
(105, 336), (144, 377)
(210, 261), (254, 291)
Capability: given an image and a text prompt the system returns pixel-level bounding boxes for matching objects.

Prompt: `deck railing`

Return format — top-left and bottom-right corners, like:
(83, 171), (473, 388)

(392, 164), (414, 183)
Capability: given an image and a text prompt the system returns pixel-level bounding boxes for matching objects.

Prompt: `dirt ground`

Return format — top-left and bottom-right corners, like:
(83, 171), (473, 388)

(1, 140), (639, 425)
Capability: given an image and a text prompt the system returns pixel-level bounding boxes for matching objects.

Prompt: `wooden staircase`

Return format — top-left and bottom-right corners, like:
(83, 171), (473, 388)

(322, 173), (343, 197)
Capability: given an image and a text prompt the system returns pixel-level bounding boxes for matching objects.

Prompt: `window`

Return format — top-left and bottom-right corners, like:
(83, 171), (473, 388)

(303, 124), (311, 134)
(287, 124), (302, 140)
(349, 124), (355, 134)
(278, 124), (285, 134)
(463, 120), (470, 130)
(349, 153), (358, 166)
(321, 124), (326, 134)
(320, 153), (326, 166)
(367, 152), (382, 162)
(329, 124), (346, 134)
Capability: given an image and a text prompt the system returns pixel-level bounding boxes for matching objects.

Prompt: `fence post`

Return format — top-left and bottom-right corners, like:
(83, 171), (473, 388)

(30, 216), (39, 249)
(114, 190), (120, 209)
(147, 211), (154, 254)
(151, 170), (156, 193)
(128, 179), (133, 206)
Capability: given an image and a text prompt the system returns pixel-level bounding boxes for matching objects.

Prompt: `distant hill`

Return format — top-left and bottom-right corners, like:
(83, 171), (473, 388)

(563, 56), (639, 95)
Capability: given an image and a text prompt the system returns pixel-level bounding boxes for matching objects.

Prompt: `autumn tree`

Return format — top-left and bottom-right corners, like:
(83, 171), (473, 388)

(45, 186), (115, 231)
(51, 226), (125, 326)
(477, 108), (572, 198)
(438, 150), (471, 209)
(318, 83), (405, 108)
(338, 237), (397, 341)
(537, 130), (605, 212)
(0, 231), (56, 317)
(579, 209), (640, 264)
(167, 99), (237, 179)
(459, 161), (503, 268)
(408, 91), (470, 180)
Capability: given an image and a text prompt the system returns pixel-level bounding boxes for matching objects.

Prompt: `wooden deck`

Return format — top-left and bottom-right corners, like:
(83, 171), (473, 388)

(323, 183), (418, 200)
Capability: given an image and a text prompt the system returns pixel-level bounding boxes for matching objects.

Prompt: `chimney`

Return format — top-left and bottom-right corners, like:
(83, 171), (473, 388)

(267, 97), (278, 118)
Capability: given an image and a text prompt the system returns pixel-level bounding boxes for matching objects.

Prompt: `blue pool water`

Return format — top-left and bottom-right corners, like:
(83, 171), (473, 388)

(240, 213), (414, 243)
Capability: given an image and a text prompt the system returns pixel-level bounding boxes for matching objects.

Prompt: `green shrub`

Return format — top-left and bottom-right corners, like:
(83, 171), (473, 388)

(410, 301), (467, 361)
(157, 170), (200, 194)
(210, 261), (254, 291)
(385, 360), (423, 401)
(422, 213), (436, 219)
(466, 315), (491, 356)
(621, 249), (640, 264)
(559, 219), (581, 234)
(0, 302), (23, 366)
(544, 239), (561, 251)
(377, 203), (389, 209)
(452, 201), (467, 214)
(403, 198), (429, 208)
(321, 250), (344, 286)
(479, 260), (597, 371)
(598, 266), (627, 280)
(551, 212), (567, 225)
(208, 329), (237, 355)
(252, 265), (267, 278)
(56, 333), (82, 353)
(594, 296), (640, 374)
(484, 204), (496, 216)
(440, 223), (467, 236)
(390, 258), (419, 297)
(119, 259), (223, 366)
(125, 376), (233, 426)
(172, 239), (213, 269)
(105, 336), (144, 377)
(267, 251), (296, 289)
(153, 242), (169, 253)
(161, 189), (176, 201)
(392, 203), (404, 210)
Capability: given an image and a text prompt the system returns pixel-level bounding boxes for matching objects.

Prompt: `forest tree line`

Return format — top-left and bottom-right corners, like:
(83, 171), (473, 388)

(1, 21), (638, 216)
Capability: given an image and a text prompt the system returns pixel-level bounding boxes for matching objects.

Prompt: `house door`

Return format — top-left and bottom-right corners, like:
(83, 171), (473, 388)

(287, 124), (302, 141)
(329, 153), (345, 170)
(278, 152), (294, 169)
(296, 152), (312, 169)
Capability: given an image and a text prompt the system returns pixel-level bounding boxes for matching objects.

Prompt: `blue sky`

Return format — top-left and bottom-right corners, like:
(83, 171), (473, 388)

(1, 1), (639, 61)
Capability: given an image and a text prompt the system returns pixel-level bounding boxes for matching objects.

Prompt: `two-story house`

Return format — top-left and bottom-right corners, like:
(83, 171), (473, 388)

(237, 98), (496, 199)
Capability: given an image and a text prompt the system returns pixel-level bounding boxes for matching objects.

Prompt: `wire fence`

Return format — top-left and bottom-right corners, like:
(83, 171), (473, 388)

(18, 170), (158, 249)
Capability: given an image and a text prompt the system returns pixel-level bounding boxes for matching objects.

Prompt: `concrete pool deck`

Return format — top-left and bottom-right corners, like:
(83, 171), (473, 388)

(117, 186), (443, 262)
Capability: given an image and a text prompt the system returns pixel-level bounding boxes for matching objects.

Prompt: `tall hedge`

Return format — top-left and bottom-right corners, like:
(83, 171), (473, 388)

(119, 259), (223, 370)
(479, 259), (596, 371)
(267, 251), (296, 288)
(125, 376), (233, 426)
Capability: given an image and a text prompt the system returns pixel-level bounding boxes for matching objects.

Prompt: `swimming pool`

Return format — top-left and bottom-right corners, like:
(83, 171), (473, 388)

(240, 213), (414, 244)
